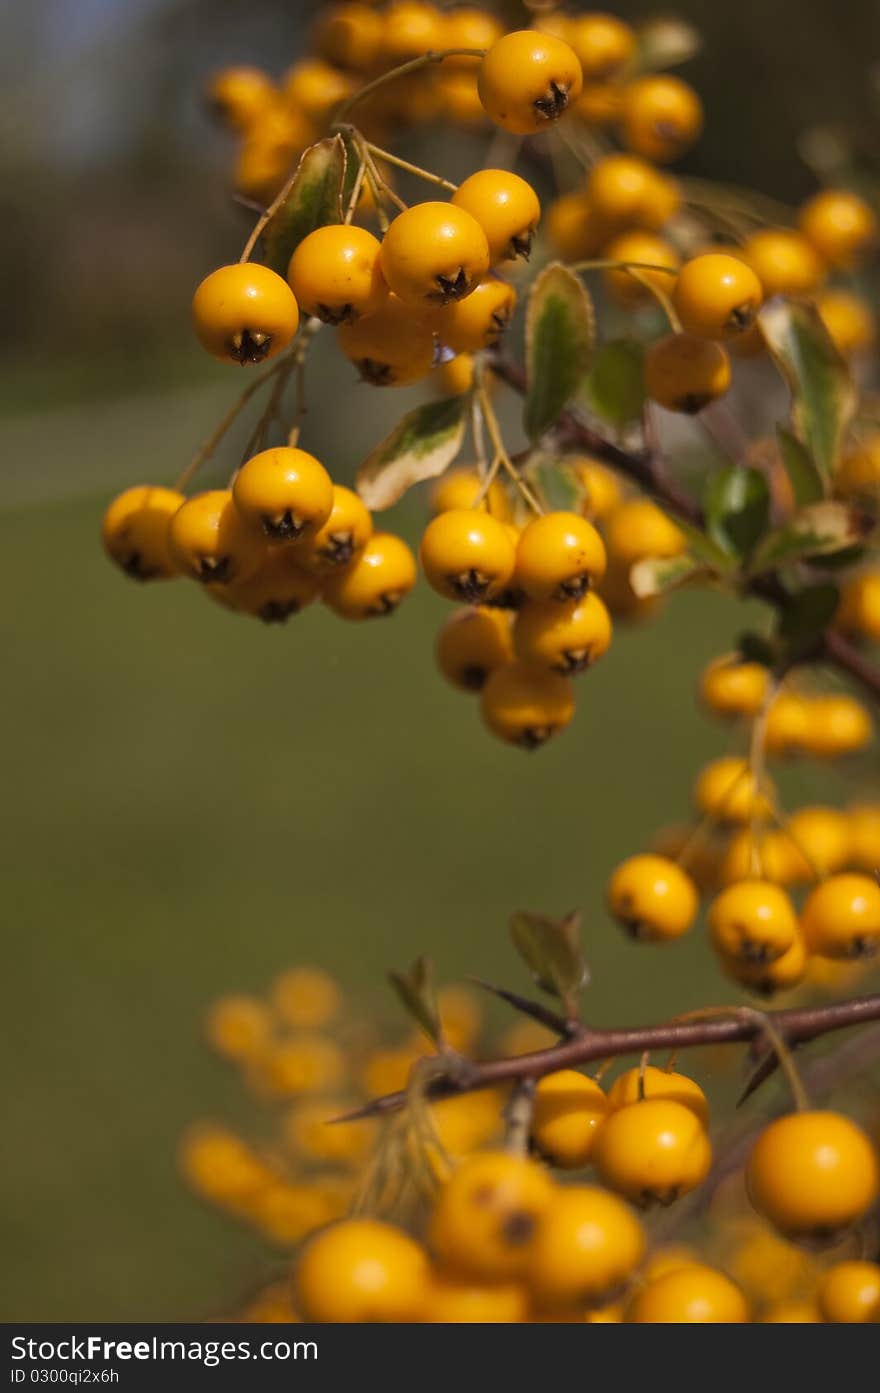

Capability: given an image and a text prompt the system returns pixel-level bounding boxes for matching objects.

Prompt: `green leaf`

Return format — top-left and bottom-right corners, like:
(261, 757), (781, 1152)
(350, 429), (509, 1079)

(526, 455), (588, 513)
(262, 136), (347, 276)
(673, 517), (737, 572)
(760, 299), (856, 484)
(630, 553), (708, 598)
(524, 263), (595, 442)
(583, 339), (645, 429)
(775, 424), (825, 505)
(356, 396), (468, 510)
(635, 16), (701, 70)
(750, 500), (872, 573)
(777, 582), (840, 650)
(704, 466), (771, 560)
(509, 910), (588, 1003)
(387, 955), (442, 1046)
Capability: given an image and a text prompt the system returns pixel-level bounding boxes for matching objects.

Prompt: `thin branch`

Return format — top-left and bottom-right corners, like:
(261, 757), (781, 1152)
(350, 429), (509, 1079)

(337, 991), (880, 1122)
(467, 977), (579, 1038)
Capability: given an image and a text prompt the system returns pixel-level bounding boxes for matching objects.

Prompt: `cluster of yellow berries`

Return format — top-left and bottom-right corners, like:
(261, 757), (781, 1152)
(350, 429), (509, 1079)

(605, 648), (880, 992)
(183, 963), (880, 1323)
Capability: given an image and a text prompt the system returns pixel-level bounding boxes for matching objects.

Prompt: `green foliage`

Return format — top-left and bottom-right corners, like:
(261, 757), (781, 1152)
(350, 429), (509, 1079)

(583, 339), (646, 429)
(524, 264), (595, 442)
(509, 910), (587, 1005)
(356, 396), (468, 509)
(262, 136), (347, 276)
(761, 299), (856, 485)
(704, 466), (771, 561)
(388, 955), (442, 1047)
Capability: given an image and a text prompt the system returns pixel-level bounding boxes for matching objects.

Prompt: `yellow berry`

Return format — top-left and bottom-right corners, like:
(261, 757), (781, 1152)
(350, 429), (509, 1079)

(204, 995), (272, 1061)
(515, 511), (606, 602)
(800, 873), (880, 959)
(420, 508), (516, 603)
(216, 548), (319, 622)
(764, 690), (812, 757)
(296, 485), (373, 573)
(295, 1219), (429, 1322)
(168, 489), (265, 585)
(192, 264), (300, 365)
(848, 803), (880, 873)
(606, 854), (699, 943)
(708, 879), (799, 964)
(800, 693), (873, 758)
(435, 606), (514, 692)
(232, 446), (334, 543)
(799, 189), (877, 269)
(573, 457), (623, 521)
(673, 253), (764, 339)
(432, 277), (517, 354)
(693, 755), (774, 826)
(817, 1261), (880, 1323)
(531, 1070), (611, 1168)
(699, 654), (770, 718)
(816, 289), (875, 357)
(379, 202), (490, 309)
(602, 229), (680, 307)
(101, 485), (184, 582)
(741, 228), (825, 297)
(618, 76), (703, 163)
(761, 1300), (823, 1323)
(594, 1099), (712, 1206)
(420, 1273), (527, 1323)
(627, 1264), (749, 1323)
(478, 31), (583, 135)
(380, 1), (445, 63)
(440, 5), (504, 58)
(452, 169), (541, 265)
(836, 570), (880, 641)
(645, 332), (732, 413)
(207, 67), (276, 131)
(835, 436), (880, 498)
(312, 3), (385, 73)
(272, 966), (341, 1029)
(429, 1150), (555, 1281)
(480, 661), (575, 749)
(784, 805), (850, 876)
(513, 592), (612, 675)
(607, 1066), (709, 1126)
(747, 1111), (879, 1239)
(322, 531), (417, 618)
(283, 59), (356, 121)
(586, 155), (680, 230)
(337, 293), (437, 386)
(603, 498), (686, 568)
(287, 225), (386, 325)
(529, 1185), (646, 1309)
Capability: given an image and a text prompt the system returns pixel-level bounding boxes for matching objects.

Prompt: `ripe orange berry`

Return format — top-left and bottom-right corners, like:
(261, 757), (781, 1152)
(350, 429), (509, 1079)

(784, 805), (850, 876)
(513, 592), (612, 675)
(420, 508), (516, 603)
(337, 293), (436, 386)
(295, 1218), (429, 1322)
(848, 803), (880, 873)
(232, 446), (334, 542)
(101, 485), (184, 582)
(219, 548), (320, 623)
(672, 253), (764, 339)
(312, 2), (384, 73)
(207, 67), (276, 131)
(287, 225), (386, 325)
(618, 76), (703, 163)
(594, 1099), (712, 1206)
(699, 654), (770, 718)
(708, 879), (799, 964)
(531, 1071), (611, 1168)
(817, 1261), (880, 1323)
(529, 1185), (645, 1309)
(567, 13), (635, 80)
(420, 1274), (527, 1324)
(435, 606), (514, 692)
(798, 188), (877, 269)
(693, 755), (774, 826)
(440, 5), (504, 58)
(546, 192), (614, 260)
(800, 693), (873, 758)
(836, 570), (880, 641)
(430, 467), (511, 520)
(724, 931), (809, 996)
(478, 30), (583, 135)
(718, 827), (808, 888)
(761, 1300), (823, 1323)
(834, 436), (880, 498)
(601, 229), (680, 307)
(451, 170), (542, 266)
(763, 690), (812, 757)
(515, 511), (606, 602)
(432, 278), (517, 354)
(322, 531), (417, 619)
(272, 966), (341, 1029)
(645, 333), (732, 413)
(816, 289), (875, 357)
(380, 1), (445, 63)
(168, 489), (265, 585)
(574, 82), (624, 127)
(192, 264), (300, 365)
(586, 154), (680, 230)
(573, 458), (623, 521)
(800, 872), (880, 959)
(627, 1264), (749, 1323)
(602, 498), (686, 568)
(747, 1111), (879, 1239)
(741, 228), (825, 297)
(429, 1150), (555, 1281)
(435, 352), (477, 396)
(606, 854), (698, 943)
(607, 1066), (709, 1126)
(295, 484), (373, 572)
(379, 202), (490, 309)
(480, 661), (575, 749)
(282, 59), (356, 122)
(204, 994), (272, 1061)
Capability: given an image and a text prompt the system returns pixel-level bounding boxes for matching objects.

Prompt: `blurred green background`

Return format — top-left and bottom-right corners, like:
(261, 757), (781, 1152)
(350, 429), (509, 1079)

(2, 0), (878, 1322)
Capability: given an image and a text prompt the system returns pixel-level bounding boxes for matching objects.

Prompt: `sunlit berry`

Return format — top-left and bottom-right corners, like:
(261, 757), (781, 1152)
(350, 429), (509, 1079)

(531, 1070), (611, 1168)
(207, 67), (276, 131)
(428, 1150), (555, 1281)
(799, 189), (877, 270)
(219, 548), (319, 623)
(741, 228), (825, 297)
(168, 489), (265, 585)
(645, 333), (732, 413)
(204, 995), (272, 1061)
(594, 1098), (712, 1206)
(283, 59), (356, 122)
(567, 13), (635, 80)
(192, 264), (300, 365)
(432, 277), (517, 354)
(606, 854), (698, 943)
(708, 879), (799, 965)
(817, 1261), (880, 1323)
(747, 1111), (879, 1239)
(322, 531), (417, 618)
(816, 289), (875, 357)
(452, 170), (541, 266)
(295, 1218), (429, 1322)
(420, 508), (516, 603)
(101, 485), (184, 582)
(287, 225), (386, 325)
(607, 1066), (708, 1126)
(602, 229), (680, 308)
(435, 606), (514, 692)
(232, 446), (334, 543)
(572, 457), (623, 521)
(673, 253), (764, 339)
(800, 872), (880, 959)
(513, 592), (612, 676)
(420, 1274), (527, 1323)
(699, 654), (770, 718)
(480, 661), (575, 749)
(337, 293), (437, 386)
(763, 690), (812, 757)
(478, 30), (583, 135)
(603, 498), (686, 568)
(296, 485), (373, 572)
(693, 756), (774, 826)
(515, 511), (606, 602)
(380, 1), (445, 63)
(529, 1185), (645, 1309)
(586, 155), (680, 230)
(379, 202), (490, 309)
(627, 1264), (749, 1323)
(312, 2), (385, 73)
(430, 467), (511, 520)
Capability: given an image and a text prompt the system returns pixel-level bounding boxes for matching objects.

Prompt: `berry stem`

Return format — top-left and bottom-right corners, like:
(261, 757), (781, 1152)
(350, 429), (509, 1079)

(173, 352), (295, 492)
(365, 143), (458, 193)
(332, 49), (489, 125)
(477, 369), (545, 515)
(503, 1078), (536, 1156)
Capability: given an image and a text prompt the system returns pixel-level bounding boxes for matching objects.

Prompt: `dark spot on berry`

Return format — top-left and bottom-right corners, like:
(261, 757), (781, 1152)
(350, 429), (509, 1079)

(556, 573), (589, 600)
(227, 329), (272, 364)
(449, 568), (491, 602)
(365, 590), (403, 617)
(433, 267), (472, 304)
(727, 303), (758, 333)
(121, 551), (159, 582)
(533, 81), (571, 121)
(517, 724), (553, 750)
(509, 230), (534, 261)
(258, 600), (299, 624)
(460, 664), (489, 691)
(357, 358), (395, 386)
(316, 302), (358, 326)
(500, 1210), (536, 1246)
(320, 531), (356, 566)
(557, 647), (591, 675)
(675, 392), (712, 414)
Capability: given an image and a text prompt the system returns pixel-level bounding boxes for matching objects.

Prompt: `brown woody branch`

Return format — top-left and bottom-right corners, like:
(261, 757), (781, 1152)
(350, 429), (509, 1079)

(489, 353), (880, 710)
(342, 991), (880, 1121)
